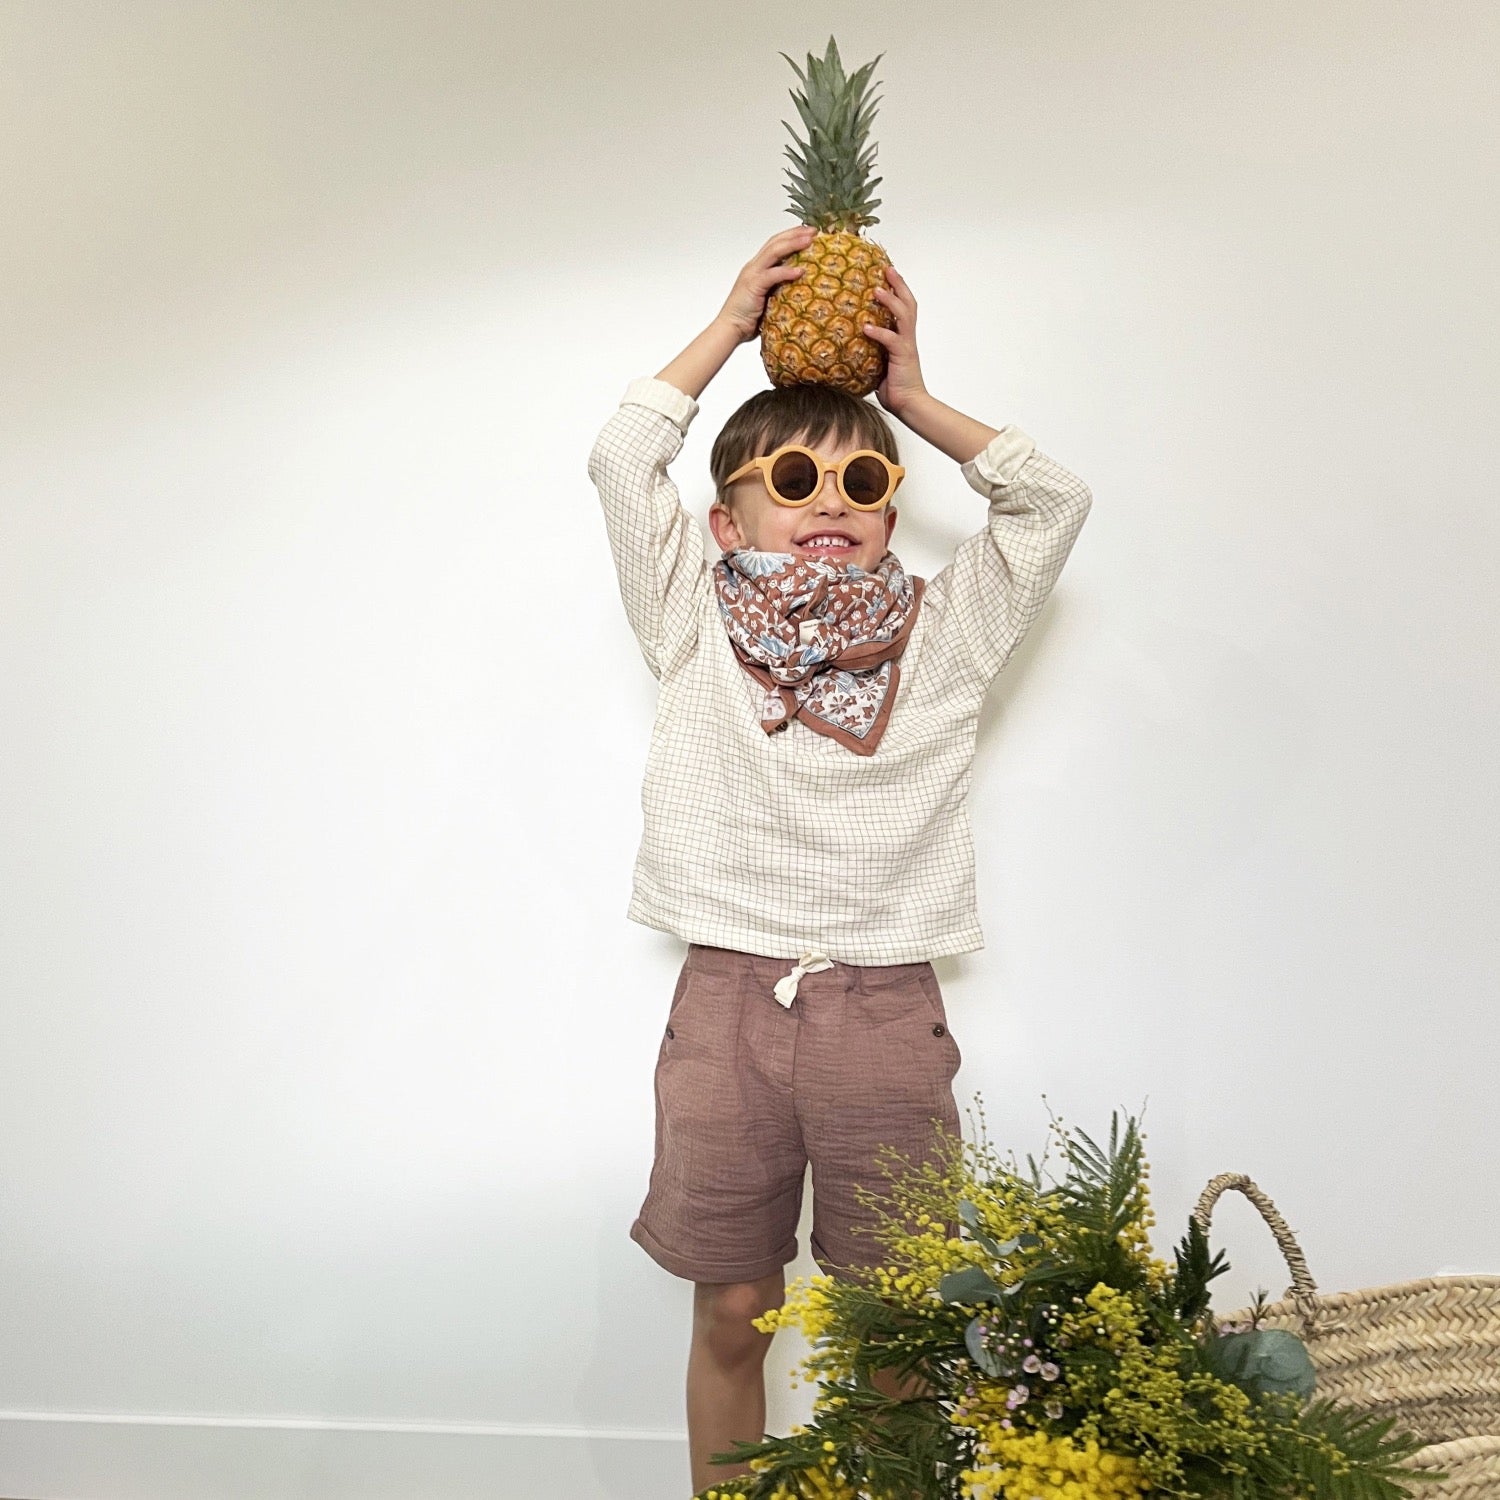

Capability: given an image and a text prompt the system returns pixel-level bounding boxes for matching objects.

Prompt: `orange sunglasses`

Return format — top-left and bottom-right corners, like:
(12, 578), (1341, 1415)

(725, 444), (905, 511)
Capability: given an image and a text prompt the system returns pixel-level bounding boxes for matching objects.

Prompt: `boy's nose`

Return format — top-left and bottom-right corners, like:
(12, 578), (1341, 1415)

(811, 476), (846, 512)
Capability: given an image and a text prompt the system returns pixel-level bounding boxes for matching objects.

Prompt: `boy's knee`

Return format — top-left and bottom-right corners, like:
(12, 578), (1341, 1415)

(692, 1273), (785, 1362)
(869, 1361), (935, 1402)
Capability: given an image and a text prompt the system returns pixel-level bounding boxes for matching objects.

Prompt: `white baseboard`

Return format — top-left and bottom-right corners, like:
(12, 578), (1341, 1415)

(0, 1411), (688, 1500)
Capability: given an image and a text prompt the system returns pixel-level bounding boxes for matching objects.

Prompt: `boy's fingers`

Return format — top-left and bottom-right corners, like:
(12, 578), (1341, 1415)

(872, 288), (910, 328)
(880, 279), (916, 311)
(756, 265), (805, 292)
(761, 226), (816, 259)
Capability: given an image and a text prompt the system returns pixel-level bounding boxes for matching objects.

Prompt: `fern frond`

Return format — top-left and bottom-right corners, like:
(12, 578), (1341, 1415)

(1235, 1396), (1435, 1500)
(1173, 1213), (1231, 1323)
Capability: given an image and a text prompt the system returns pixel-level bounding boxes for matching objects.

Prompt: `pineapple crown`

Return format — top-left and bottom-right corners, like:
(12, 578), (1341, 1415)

(779, 36), (884, 232)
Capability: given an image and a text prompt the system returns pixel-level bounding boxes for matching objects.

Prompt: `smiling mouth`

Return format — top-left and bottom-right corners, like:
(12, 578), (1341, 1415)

(797, 534), (857, 551)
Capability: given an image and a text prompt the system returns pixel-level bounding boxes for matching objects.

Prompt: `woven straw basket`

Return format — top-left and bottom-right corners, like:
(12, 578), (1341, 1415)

(1195, 1173), (1500, 1496)
(1403, 1438), (1500, 1499)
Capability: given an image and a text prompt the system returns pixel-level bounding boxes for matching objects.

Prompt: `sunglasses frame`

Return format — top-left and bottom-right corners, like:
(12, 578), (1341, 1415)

(724, 444), (905, 511)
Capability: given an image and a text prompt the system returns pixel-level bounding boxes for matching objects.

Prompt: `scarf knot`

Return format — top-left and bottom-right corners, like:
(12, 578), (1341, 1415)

(713, 549), (923, 755)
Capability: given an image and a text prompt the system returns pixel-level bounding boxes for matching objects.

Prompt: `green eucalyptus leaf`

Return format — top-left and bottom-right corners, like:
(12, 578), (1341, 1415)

(957, 1201), (1003, 1256)
(939, 1265), (1007, 1305)
(956, 1203), (1040, 1260)
(990, 1232), (1042, 1257)
(964, 1314), (1005, 1376)
(1206, 1328), (1316, 1401)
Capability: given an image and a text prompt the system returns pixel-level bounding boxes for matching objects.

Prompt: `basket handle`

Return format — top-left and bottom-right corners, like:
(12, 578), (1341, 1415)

(1193, 1172), (1322, 1332)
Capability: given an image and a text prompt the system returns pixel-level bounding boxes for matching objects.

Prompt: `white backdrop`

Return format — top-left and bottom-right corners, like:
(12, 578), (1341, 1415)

(1, 3), (1496, 1497)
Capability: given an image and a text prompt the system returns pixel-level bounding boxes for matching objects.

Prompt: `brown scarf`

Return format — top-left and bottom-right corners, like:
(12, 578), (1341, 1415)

(712, 548), (923, 755)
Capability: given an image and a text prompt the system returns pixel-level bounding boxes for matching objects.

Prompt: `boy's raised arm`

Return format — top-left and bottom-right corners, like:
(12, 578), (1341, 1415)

(587, 377), (706, 680)
(586, 230), (814, 678)
(921, 429), (1094, 688)
(655, 227), (816, 396)
(865, 266), (1093, 690)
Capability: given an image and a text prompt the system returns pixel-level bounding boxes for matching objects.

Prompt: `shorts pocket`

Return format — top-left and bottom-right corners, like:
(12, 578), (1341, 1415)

(663, 959), (730, 1052)
(662, 961), (692, 1043)
(917, 969), (962, 1078)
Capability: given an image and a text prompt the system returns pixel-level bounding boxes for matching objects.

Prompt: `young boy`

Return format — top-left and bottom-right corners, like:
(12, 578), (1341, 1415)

(587, 226), (1093, 1494)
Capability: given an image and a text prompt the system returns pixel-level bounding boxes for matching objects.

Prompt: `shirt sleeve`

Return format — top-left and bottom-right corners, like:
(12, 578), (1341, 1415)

(586, 376), (708, 680)
(918, 426), (1093, 691)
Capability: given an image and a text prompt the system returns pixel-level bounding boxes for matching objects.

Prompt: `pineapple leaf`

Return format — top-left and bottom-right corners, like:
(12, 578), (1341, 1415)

(776, 36), (885, 228)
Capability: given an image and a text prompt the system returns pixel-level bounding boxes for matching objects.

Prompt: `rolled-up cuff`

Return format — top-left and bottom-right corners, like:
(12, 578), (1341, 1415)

(961, 425), (1036, 489)
(621, 375), (700, 433)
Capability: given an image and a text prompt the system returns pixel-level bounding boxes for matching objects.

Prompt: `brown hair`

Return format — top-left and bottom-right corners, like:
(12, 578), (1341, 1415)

(709, 384), (900, 509)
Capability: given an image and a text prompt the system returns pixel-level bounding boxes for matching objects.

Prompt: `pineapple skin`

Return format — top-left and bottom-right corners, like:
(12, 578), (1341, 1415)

(760, 229), (896, 397)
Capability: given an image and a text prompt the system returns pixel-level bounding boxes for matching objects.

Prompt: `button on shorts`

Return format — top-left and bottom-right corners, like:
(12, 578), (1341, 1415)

(630, 943), (962, 1285)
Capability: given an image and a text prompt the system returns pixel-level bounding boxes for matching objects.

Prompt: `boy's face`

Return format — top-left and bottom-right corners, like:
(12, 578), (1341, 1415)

(709, 429), (898, 574)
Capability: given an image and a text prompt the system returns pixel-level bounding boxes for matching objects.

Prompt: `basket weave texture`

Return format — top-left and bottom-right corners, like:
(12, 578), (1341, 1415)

(1194, 1174), (1500, 1497)
(1405, 1437), (1500, 1498)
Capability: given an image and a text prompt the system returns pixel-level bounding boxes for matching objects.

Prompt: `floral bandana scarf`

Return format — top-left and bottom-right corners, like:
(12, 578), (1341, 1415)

(712, 548), (924, 755)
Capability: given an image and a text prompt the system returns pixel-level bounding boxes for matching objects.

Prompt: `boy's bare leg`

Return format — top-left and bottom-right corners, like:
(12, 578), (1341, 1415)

(870, 1362), (934, 1401)
(687, 1271), (786, 1495)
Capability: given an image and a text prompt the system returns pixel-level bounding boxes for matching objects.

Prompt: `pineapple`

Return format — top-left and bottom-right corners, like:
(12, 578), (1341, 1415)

(760, 37), (896, 397)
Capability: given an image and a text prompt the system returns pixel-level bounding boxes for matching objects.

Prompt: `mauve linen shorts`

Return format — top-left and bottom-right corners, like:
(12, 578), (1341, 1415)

(630, 943), (962, 1285)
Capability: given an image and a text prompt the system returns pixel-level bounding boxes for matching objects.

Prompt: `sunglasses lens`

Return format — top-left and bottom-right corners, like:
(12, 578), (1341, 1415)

(770, 450), (819, 502)
(844, 455), (891, 507)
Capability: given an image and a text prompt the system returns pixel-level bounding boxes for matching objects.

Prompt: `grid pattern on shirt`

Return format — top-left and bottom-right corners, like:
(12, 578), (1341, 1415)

(587, 376), (1092, 965)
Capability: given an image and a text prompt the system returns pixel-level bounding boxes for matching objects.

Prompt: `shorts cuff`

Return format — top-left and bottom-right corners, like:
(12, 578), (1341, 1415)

(630, 1216), (794, 1284)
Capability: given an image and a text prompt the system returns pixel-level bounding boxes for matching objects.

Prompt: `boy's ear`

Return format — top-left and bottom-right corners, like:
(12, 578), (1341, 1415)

(709, 499), (743, 552)
(885, 505), (898, 543)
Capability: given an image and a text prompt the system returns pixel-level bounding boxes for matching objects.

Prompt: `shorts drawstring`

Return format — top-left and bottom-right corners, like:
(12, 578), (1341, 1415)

(773, 950), (833, 1007)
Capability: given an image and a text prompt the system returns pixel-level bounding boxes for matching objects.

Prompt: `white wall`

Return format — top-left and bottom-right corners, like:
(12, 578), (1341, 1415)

(2, 3), (1495, 1496)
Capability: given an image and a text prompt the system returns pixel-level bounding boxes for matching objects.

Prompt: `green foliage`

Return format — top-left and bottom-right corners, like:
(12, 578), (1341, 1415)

(1172, 1215), (1231, 1325)
(956, 1198), (1039, 1262)
(778, 36), (884, 229)
(1031, 1112), (1155, 1294)
(695, 1101), (1436, 1500)
(1205, 1328), (1317, 1401)
(937, 1264), (1008, 1306)
(707, 1362), (967, 1500)
(1218, 1396), (1441, 1500)
(1055, 1115), (1147, 1240)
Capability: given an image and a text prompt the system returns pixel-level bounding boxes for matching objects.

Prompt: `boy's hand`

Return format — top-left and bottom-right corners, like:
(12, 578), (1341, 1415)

(716, 227), (817, 343)
(863, 266), (929, 417)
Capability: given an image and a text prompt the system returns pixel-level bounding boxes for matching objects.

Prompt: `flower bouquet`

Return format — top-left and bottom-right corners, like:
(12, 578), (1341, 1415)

(697, 1102), (1434, 1500)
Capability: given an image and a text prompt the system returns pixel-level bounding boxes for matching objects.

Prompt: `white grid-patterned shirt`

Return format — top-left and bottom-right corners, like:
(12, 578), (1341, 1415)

(588, 375), (1092, 965)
